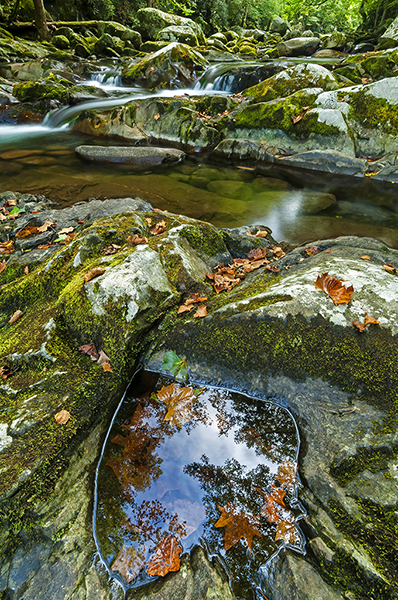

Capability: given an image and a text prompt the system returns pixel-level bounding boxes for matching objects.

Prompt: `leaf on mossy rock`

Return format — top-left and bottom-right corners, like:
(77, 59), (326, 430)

(0, 241), (14, 254)
(215, 502), (262, 553)
(149, 220), (167, 236)
(55, 409), (71, 424)
(111, 545), (145, 583)
(352, 313), (380, 332)
(0, 260), (6, 274)
(157, 383), (198, 427)
(383, 263), (397, 274)
(193, 305), (207, 318)
(127, 234), (148, 245)
(146, 534), (182, 577)
(8, 309), (23, 324)
(78, 342), (99, 360)
(84, 267), (106, 282)
(0, 365), (13, 380)
(315, 273), (354, 305)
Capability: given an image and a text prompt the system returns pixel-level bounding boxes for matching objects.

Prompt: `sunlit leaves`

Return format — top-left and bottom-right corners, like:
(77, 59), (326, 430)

(84, 267), (106, 282)
(215, 503), (262, 553)
(146, 535), (182, 577)
(8, 309), (23, 324)
(0, 241), (14, 254)
(315, 272), (354, 305)
(55, 409), (71, 424)
(157, 383), (198, 428)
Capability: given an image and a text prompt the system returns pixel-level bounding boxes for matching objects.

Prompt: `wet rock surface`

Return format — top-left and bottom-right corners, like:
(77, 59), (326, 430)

(75, 145), (186, 166)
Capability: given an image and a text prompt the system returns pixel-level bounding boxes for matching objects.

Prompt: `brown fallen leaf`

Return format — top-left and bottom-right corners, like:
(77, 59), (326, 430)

(37, 243), (56, 250)
(255, 485), (286, 523)
(383, 264), (397, 274)
(275, 518), (297, 543)
(149, 220), (167, 236)
(177, 304), (193, 314)
(154, 113), (160, 121)
(305, 245), (319, 256)
(97, 350), (111, 366)
(157, 383), (198, 427)
(16, 226), (40, 238)
(3, 199), (17, 208)
(24, 266), (29, 275)
(127, 234), (148, 245)
(103, 244), (121, 255)
(111, 545), (145, 583)
(292, 113), (303, 124)
(193, 305), (207, 318)
(153, 207), (168, 213)
(272, 246), (286, 259)
(184, 293), (208, 305)
(352, 313), (380, 332)
(84, 267), (106, 282)
(146, 535), (182, 577)
(315, 273), (354, 306)
(37, 220), (56, 233)
(361, 255), (371, 260)
(247, 248), (267, 260)
(0, 260), (6, 274)
(276, 460), (297, 489)
(0, 365), (13, 380)
(8, 309), (23, 324)
(78, 342), (99, 361)
(58, 226), (74, 235)
(265, 265), (280, 273)
(0, 241), (14, 255)
(247, 230), (268, 238)
(55, 409), (71, 424)
(215, 503), (262, 553)
(102, 361), (113, 372)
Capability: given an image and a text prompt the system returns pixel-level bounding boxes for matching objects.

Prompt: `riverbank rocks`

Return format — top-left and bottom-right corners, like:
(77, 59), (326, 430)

(75, 145), (186, 167)
(157, 25), (198, 47)
(378, 14), (398, 48)
(136, 7), (205, 45)
(121, 42), (208, 88)
(277, 36), (320, 57)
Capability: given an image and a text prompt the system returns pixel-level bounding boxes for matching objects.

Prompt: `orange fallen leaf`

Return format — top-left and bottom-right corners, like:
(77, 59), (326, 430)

(361, 255), (371, 260)
(149, 220), (167, 236)
(16, 226), (39, 238)
(184, 293), (208, 305)
(153, 207), (168, 213)
(272, 246), (286, 259)
(247, 230), (268, 238)
(215, 503), (262, 553)
(255, 485), (286, 522)
(247, 248), (267, 260)
(265, 265), (280, 273)
(0, 365), (13, 380)
(55, 409), (71, 424)
(111, 545), (145, 583)
(84, 267), (106, 282)
(154, 113), (160, 121)
(37, 220), (56, 233)
(146, 535), (182, 577)
(8, 309), (23, 324)
(24, 266), (29, 275)
(275, 518), (297, 543)
(193, 305), (207, 318)
(383, 264), (397, 274)
(102, 361), (113, 372)
(276, 460), (297, 489)
(315, 273), (354, 305)
(0, 260), (6, 274)
(78, 342), (99, 360)
(177, 304), (193, 314)
(305, 245), (319, 256)
(58, 226), (74, 235)
(127, 234), (148, 245)
(352, 312), (380, 332)
(157, 383), (198, 427)
(292, 113), (303, 124)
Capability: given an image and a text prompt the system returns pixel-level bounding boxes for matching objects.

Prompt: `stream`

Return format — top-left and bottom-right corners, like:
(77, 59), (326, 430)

(1, 58), (398, 247)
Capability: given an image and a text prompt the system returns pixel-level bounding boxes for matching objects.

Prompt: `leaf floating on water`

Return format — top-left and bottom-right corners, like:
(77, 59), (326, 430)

(84, 267), (106, 282)
(315, 273), (354, 306)
(275, 460), (297, 489)
(55, 409), (71, 425)
(111, 545), (145, 583)
(275, 518), (297, 544)
(157, 383), (198, 427)
(149, 220), (167, 236)
(215, 503), (262, 553)
(352, 313), (380, 332)
(162, 350), (188, 381)
(8, 309), (23, 324)
(146, 534), (182, 577)
(255, 485), (286, 523)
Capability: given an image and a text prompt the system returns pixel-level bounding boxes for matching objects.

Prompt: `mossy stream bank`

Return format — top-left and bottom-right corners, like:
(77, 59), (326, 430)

(0, 193), (397, 600)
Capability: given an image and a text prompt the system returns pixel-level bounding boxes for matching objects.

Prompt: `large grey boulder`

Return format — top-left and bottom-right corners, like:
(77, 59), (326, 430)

(379, 15), (398, 48)
(277, 37), (320, 56)
(269, 16), (290, 36)
(75, 145), (186, 167)
(136, 7), (205, 45)
(322, 31), (347, 50)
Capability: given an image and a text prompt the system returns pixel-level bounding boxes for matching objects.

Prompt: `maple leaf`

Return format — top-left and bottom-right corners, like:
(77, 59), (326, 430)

(111, 545), (145, 583)
(146, 535), (182, 577)
(0, 260), (6, 274)
(127, 234), (148, 245)
(36, 220), (56, 233)
(102, 361), (113, 372)
(275, 518), (297, 544)
(8, 309), (23, 324)
(315, 273), (354, 306)
(255, 485), (286, 522)
(215, 503), (262, 553)
(247, 248), (267, 260)
(149, 220), (167, 236)
(275, 460), (297, 489)
(157, 383), (198, 427)
(55, 409), (71, 424)
(352, 313), (380, 332)
(84, 267), (106, 282)
(78, 342), (99, 360)
(193, 305), (207, 318)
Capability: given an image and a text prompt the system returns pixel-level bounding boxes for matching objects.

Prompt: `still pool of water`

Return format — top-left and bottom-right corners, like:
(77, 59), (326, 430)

(94, 371), (304, 599)
(1, 128), (398, 247)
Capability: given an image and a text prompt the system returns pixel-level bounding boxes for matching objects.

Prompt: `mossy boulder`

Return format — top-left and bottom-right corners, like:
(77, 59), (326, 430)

(51, 34), (70, 50)
(157, 25), (198, 47)
(12, 75), (72, 103)
(379, 14), (398, 49)
(244, 63), (340, 103)
(341, 49), (398, 81)
(136, 7), (206, 45)
(322, 31), (347, 50)
(121, 42), (208, 89)
(277, 36), (320, 57)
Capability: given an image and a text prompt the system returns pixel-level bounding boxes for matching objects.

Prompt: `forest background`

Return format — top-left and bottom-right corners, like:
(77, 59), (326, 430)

(0, 0), (396, 41)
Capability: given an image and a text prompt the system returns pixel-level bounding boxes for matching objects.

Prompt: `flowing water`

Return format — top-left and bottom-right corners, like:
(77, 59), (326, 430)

(1, 59), (398, 246)
(94, 370), (304, 599)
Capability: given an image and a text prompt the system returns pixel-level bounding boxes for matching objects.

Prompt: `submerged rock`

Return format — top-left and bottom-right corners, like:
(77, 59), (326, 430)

(75, 145), (186, 167)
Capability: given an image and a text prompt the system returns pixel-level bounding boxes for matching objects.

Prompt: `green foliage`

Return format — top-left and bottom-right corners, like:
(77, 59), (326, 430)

(162, 350), (188, 381)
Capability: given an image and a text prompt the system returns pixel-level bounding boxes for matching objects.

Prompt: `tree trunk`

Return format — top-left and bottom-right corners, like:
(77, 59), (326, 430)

(32, 0), (50, 40)
(379, 0), (389, 27)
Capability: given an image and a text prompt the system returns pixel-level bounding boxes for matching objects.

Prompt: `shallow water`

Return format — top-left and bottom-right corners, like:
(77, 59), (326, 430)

(94, 371), (304, 599)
